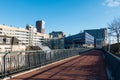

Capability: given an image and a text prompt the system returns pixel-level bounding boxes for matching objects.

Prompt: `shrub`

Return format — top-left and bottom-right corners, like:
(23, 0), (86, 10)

(110, 43), (120, 54)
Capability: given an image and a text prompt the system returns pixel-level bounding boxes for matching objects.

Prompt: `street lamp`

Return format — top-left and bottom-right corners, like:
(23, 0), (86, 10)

(108, 33), (111, 52)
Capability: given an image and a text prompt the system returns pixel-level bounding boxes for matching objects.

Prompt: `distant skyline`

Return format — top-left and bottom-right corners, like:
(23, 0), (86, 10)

(0, 0), (120, 35)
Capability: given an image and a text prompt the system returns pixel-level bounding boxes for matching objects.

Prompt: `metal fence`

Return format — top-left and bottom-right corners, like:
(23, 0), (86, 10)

(0, 48), (90, 78)
(104, 50), (120, 80)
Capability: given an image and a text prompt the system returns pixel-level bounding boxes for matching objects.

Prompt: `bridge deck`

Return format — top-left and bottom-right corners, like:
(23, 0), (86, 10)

(8, 50), (107, 80)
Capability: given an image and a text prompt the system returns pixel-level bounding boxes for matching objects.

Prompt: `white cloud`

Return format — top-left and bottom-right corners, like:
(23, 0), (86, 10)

(104, 0), (120, 7)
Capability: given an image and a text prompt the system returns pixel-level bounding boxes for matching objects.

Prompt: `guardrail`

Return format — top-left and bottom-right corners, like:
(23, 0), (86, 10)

(103, 50), (120, 80)
(0, 48), (91, 78)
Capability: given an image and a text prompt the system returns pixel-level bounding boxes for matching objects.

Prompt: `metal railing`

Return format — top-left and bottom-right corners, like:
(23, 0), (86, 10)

(104, 50), (120, 80)
(0, 48), (90, 78)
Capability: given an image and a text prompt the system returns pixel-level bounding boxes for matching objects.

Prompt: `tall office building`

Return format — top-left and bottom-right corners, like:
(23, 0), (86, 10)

(84, 28), (107, 48)
(36, 20), (45, 33)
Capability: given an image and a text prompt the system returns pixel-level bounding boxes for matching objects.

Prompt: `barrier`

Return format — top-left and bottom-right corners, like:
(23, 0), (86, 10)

(104, 50), (120, 80)
(0, 48), (91, 78)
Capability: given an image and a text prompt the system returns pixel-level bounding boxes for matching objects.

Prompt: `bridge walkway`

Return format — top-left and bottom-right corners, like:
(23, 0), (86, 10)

(8, 50), (107, 80)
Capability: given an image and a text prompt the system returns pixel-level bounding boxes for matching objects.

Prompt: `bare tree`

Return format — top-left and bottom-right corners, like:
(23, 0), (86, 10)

(108, 17), (120, 43)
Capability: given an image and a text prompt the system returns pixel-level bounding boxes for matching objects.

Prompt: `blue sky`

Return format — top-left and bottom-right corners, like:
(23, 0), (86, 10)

(0, 0), (120, 35)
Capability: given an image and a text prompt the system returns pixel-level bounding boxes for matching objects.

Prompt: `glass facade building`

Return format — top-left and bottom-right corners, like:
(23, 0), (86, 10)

(64, 32), (94, 49)
(84, 28), (107, 48)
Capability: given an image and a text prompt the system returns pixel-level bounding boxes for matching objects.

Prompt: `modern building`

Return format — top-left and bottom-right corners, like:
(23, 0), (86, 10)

(36, 20), (45, 33)
(0, 24), (49, 46)
(84, 28), (107, 48)
(64, 32), (94, 49)
(49, 38), (64, 49)
(46, 31), (65, 49)
(49, 31), (66, 39)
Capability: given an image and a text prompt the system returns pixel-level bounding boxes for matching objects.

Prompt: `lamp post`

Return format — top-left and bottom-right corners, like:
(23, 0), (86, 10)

(108, 33), (111, 52)
(35, 34), (36, 46)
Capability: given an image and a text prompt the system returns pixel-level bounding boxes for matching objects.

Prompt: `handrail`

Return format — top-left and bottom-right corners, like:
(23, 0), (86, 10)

(104, 50), (120, 80)
(0, 48), (91, 79)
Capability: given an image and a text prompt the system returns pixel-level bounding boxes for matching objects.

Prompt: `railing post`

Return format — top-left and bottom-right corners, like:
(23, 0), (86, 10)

(3, 52), (9, 78)
(3, 55), (6, 78)
(39, 51), (42, 66)
(27, 53), (30, 70)
(50, 51), (52, 63)
(33, 52), (36, 67)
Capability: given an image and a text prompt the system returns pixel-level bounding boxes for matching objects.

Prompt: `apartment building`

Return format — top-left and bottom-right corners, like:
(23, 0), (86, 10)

(0, 24), (49, 46)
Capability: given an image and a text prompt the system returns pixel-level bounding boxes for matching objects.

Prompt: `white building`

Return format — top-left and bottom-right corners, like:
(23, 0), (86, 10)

(0, 24), (49, 46)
